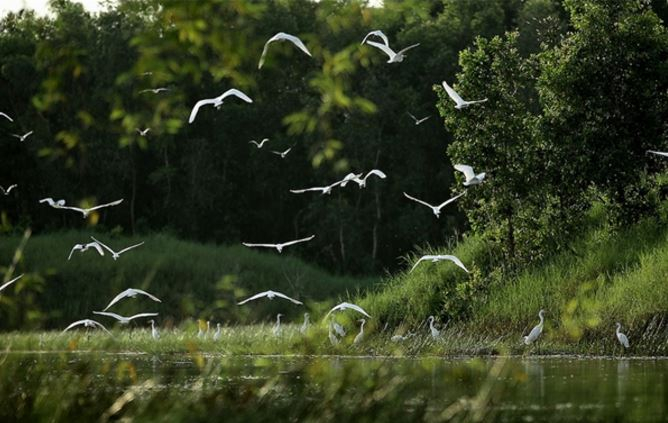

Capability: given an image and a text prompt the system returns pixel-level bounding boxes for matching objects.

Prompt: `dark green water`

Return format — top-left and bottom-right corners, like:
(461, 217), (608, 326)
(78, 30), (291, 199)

(1, 353), (666, 422)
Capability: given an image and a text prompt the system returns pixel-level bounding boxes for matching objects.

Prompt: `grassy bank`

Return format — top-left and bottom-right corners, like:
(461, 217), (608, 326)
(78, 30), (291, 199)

(0, 231), (376, 329)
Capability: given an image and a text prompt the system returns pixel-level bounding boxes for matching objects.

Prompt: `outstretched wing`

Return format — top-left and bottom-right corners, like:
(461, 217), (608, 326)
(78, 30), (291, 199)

(93, 311), (124, 321)
(454, 164), (476, 181)
(87, 199), (124, 213)
(648, 150), (668, 157)
(189, 98), (217, 123)
(442, 81), (465, 105)
(409, 256), (430, 273)
(91, 236), (115, 256)
(117, 241), (145, 255)
(132, 288), (162, 303)
(62, 319), (87, 332)
(87, 242), (105, 256)
(436, 191), (466, 210)
(363, 169), (387, 182)
(276, 32), (312, 57)
(403, 192), (435, 209)
(242, 242), (278, 249)
(436, 255), (469, 273)
(68, 244), (84, 261)
(361, 30), (389, 46)
(102, 289), (130, 311)
(89, 319), (112, 334)
(365, 40), (396, 59)
(220, 88), (253, 104)
(0, 112), (13, 122)
(272, 291), (303, 305)
(237, 291), (269, 305)
(290, 187), (325, 194)
(0, 274), (23, 293)
(281, 235), (316, 247)
(397, 43), (420, 55)
(128, 312), (159, 321)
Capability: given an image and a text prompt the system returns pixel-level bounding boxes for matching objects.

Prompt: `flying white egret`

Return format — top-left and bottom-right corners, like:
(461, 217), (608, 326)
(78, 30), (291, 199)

(427, 316), (440, 339)
(149, 319), (160, 339)
(62, 319), (111, 335)
(188, 88), (253, 123)
(136, 128), (151, 136)
(325, 302), (371, 319)
(441, 81), (488, 109)
(39, 197), (66, 208)
(410, 254), (469, 273)
(271, 147), (292, 159)
(249, 138), (270, 148)
(90, 236), (144, 260)
(93, 311), (158, 324)
(454, 164), (486, 186)
(523, 309), (545, 345)
(273, 313), (283, 336)
(102, 288), (162, 311)
(364, 40), (420, 63)
(403, 191), (465, 218)
(0, 184), (17, 195)
(350, 169), (386, 188)
(300, 312), (310, 334)
(11, 131), (33, 142)
(647, 150), (668, 157)
(258, 32), (312, 69)
(237, 290), (303, 305)
(353, 319), (366, 345)
(0, 112), (13, 122)
(361, 30), (390, 46)
(58, 198), (123, 219)
(242, 235), (315, 253)
(328, 321), (340, 345)
(0, 274), (23, 294)
(213, 323), (222, 341)
(339, 172), (364, 188)
(68, 241), (105, 261)
(407, 112), (431, 126)
(140, 87), (169, 94)
(290, 180), (344, 195)
(616, 323), (630, 349)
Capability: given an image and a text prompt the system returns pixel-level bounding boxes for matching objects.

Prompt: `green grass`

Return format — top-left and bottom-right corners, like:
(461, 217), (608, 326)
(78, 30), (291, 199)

(0, 231), (376, 329)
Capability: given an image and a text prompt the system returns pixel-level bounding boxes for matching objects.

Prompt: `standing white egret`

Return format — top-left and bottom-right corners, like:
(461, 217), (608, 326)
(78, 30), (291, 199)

(62, 319), (111, 335)
(410, 254), (469, 273)
(427, 316), (440, 339)
(188, 88), (253, 123)
(0, 274), (23, 294)
(403, 191), (465, 218)
(136, 128), (151, 136)
(213, 323), (222, 341)
(249, 138), (270, 148)
(353, 319), (366, 345)
(0, 184), (17, 196)
(328, 321), (340, 345)
(149, 319), (160, 339)
(90, 236), (144, 260)
(93, 311), (158, 324)
(300, 312), (310, 334)
(102, 288), (162, 311)
(273, 314), (283, 336)
(68, 241), (105, 261)
(616, 323), (630, 349)
(197, 322), (204, 338)
(271, 148), (292, 159)
(258, 32), (312, 69)
(242, 235), (315, 253)
(407, 112), (431, 126)
(206, 321), (211, 338)
(441, 81), (488, 109)
(454, 164), (486, 186)
(0, 112), (13, 122)
(237, 290), (303, 305)
(11, 131), (33, 142)
(523, 309), (545, 345)
(325, 302), (371, 319)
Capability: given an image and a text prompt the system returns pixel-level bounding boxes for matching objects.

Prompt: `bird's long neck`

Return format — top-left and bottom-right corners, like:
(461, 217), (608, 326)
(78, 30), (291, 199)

(360, 321), (366, 333)
(429, 318), (435, 330)
(616, 324), (621, 334)
(538, 313), (544, 326)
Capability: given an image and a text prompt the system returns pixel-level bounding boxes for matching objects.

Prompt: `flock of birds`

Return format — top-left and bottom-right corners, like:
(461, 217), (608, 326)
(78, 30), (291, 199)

(0, 28), (645, 351)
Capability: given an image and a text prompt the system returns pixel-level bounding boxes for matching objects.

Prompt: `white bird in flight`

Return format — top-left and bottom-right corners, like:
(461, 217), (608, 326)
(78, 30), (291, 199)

(408, 112), (431, 125)
(93, 311), (158, 324)
(66, 199), (124, 218)
(647, 150), (668, 158)
(258, 32), (312, 69)
(62, 319), (111, 334)
(140, 87), (169, 94)
(188, 88), (253, 124)
(136, 128), (151, 136)
(442, 81), (487, 109)
(11, 131), (33, 142)
(0, 274), (23, 294)
(102, 288), (162, 311)
(454, 164), (486, 186)
(403, 191), (464, 218)
(349, 169), (387, 188)
(325, 302), (371, 319)
(271, 148), (292, 159)
(0, 112), (13, 122)
(38, 197), (66, 208)
(249, 138), (270, 148)
(68, 241), (105, 261)
(237, 290), (303, 305)
(361, 30), (390, 46)
(0, 184), (17, 195)
(365, 40), (419, 63)
(339, 172), (364, 188)
(242, 235), (315, 253)
(523, 309), (545, 345)
(90, 236), (144, 260)
(616, 322), (630, 349)
(410, 254), (469, 273)
(290, 180), (344, 195)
